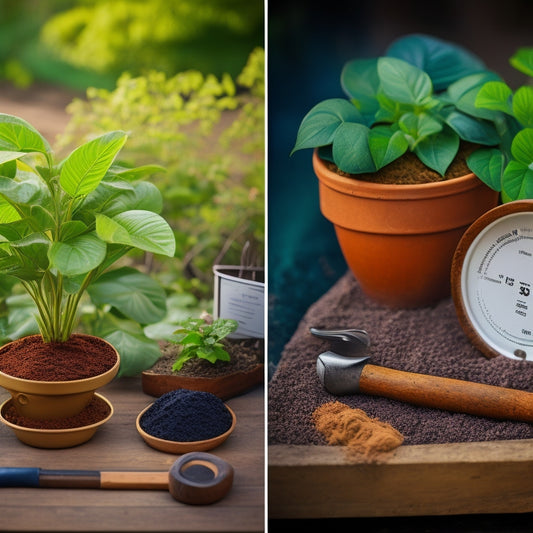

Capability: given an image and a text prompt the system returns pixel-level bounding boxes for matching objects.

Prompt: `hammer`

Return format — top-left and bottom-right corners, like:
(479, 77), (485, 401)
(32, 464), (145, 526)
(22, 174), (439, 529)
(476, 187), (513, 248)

(317, 351), (533, 423)
(0, 452), (233, 505)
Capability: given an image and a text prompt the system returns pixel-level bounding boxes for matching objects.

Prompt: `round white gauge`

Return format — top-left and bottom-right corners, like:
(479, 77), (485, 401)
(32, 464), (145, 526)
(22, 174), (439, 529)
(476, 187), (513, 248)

(452, 201), (533, 361)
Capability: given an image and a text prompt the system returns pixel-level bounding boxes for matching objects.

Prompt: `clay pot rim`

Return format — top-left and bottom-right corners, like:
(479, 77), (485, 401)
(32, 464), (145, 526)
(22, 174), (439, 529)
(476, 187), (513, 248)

(313, 150), (482, 200)
(0, 334), (120, 389)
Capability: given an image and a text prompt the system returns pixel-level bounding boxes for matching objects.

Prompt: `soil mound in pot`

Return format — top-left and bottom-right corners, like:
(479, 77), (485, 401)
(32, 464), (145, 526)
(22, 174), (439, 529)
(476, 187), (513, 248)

(0, 334), (118, 381)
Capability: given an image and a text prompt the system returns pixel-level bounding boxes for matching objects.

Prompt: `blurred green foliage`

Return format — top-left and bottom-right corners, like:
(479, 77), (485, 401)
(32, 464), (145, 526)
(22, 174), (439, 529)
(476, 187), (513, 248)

(56, 46), (265, 301)
(0, 0), (263, 90)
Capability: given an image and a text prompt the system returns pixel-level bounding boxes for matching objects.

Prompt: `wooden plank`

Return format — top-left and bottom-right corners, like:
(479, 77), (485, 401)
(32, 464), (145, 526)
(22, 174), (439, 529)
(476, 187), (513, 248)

(0, 378), (264, 532)
(268, 442), (533, 519)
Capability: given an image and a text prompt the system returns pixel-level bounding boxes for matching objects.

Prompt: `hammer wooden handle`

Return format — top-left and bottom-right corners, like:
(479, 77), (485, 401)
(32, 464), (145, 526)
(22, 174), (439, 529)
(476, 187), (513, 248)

(360, 364), (533, 423)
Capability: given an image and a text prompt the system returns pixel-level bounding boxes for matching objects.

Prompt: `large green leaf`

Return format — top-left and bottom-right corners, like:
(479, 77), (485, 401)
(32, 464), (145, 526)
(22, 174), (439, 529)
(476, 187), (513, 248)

(60, 131), (127, 197)
(107, 164), (166, 181)
(378, 57), (432, 105)
(398, 112), (442, 146)
(332, 122), (376, 174)
(444, 110), (500, 145)
(446, 72), (502, 121)
(48, 233), (106, 276)
(0, 176), (46, 205)
(510, 47), (533, 77)
(368, 125), (409, 169)
(291, 98), (364, 154)
(101, 181), (163, 215)
(414, 128), (459, 176)
(502, 161), (533, 201)
(340, 58), (381, 118)
(88, 266), (167, 324)
(513, 86), (533, 128)
(475, 81), (513, 114)
(511, 128), (533, 164)
(104, 329), (162, 378)
(0, 114), (51, 155)
(0, 196), (21, 223)
(95, 210), (176, 256)
(467, 148), (504, 191)
(385, 34), (487, 91)
(0, 151), (29, 165)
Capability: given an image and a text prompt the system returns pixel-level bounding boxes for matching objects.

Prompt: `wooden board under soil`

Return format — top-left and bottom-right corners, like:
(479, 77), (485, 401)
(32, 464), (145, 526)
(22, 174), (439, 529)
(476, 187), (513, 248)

(269, 439), (533, 519)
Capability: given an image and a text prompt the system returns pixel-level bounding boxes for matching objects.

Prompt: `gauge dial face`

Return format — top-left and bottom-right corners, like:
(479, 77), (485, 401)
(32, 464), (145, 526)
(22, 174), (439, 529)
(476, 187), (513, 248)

(461, 211), (533, 361)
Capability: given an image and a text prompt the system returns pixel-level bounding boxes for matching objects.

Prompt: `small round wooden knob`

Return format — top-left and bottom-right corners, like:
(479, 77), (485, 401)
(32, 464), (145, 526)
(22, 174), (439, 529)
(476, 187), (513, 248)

(168, 452), (234, 505)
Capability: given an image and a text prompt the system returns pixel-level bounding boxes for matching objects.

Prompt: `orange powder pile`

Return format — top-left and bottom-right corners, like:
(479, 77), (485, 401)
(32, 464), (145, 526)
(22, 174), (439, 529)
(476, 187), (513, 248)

(312, 401), (404, 462)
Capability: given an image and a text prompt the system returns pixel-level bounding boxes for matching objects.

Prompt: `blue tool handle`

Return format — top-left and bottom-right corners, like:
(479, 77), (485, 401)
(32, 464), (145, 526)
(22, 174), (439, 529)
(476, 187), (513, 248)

(0, 467), (40, 487)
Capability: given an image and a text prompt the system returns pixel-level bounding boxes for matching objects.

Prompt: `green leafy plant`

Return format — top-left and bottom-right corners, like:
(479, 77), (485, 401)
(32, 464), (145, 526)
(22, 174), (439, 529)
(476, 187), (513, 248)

(0, 113), (176, 353)
(466, 47), (533, 201)
(291, 34), (501, 177)
(169, 316), (239, 371)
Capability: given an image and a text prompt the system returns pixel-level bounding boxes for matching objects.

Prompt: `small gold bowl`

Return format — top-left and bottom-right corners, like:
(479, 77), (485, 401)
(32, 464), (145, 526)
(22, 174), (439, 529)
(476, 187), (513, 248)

(0, 393), (113, 449)
(136, 403), (236, 454)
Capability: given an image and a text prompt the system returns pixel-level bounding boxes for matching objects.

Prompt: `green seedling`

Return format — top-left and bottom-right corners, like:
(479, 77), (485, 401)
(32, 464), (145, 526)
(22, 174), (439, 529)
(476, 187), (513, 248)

(467, 47), (533, 201)
(169, 317), (239, 372)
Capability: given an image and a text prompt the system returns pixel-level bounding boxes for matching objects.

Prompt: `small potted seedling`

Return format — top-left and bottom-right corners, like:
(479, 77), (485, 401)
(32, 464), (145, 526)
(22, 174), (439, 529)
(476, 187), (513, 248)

(142, 315), (264, 400)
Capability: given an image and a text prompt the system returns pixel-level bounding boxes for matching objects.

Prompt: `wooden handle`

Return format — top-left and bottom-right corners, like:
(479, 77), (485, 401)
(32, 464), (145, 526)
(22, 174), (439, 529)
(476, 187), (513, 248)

(100, 471), (168, 489)
(360, 364), (533, 423)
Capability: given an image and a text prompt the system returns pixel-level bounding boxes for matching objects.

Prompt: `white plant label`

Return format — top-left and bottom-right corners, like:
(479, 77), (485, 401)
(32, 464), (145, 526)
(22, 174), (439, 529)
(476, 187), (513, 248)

(215, 272), (264, 339)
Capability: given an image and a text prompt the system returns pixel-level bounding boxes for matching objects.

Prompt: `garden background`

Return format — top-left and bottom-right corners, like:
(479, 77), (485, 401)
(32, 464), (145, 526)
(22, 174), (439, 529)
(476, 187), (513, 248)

(0, 0), (264, 376)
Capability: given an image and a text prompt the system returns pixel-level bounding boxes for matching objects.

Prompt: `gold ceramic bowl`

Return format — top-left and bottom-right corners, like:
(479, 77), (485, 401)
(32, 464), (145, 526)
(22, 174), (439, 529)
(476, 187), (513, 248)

(136, 403), (236, 454)
(0, 393), (113, 449)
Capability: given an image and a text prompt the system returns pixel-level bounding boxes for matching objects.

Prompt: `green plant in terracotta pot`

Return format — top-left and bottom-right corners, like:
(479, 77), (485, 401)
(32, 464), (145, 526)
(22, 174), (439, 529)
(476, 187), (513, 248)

(466, 47), (533, 202)
(0, 113), (175, 446)
(291, 33), (503, 308)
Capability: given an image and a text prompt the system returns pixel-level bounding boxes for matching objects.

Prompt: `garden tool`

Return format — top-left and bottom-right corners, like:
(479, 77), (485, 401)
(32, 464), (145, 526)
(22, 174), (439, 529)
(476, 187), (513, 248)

(0, 452), (233, 505)
(312, 327), (533, 423)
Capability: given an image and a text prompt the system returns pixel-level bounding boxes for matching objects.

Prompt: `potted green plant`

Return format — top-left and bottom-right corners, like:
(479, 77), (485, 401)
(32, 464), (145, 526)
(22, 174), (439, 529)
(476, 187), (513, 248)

(141, 315), (264, 400)
(466, 47), (533, 202)
(0, 113), (175, 446)
(291, 34), (502, 308)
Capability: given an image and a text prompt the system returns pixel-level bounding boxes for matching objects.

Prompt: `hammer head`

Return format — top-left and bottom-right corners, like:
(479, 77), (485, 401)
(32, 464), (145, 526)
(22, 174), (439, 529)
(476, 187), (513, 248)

(317, 351), (370, 395)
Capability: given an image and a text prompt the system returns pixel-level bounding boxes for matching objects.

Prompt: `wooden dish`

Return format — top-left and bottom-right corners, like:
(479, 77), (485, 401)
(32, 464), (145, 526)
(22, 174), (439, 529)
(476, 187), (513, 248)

(0, 393), (113, 449)
(135, 403), (236, 454)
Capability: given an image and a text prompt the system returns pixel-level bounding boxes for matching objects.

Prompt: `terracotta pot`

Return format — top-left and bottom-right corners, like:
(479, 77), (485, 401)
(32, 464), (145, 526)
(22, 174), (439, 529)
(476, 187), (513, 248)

(0, 334), (120, 420)
(313, 150), (500, 308)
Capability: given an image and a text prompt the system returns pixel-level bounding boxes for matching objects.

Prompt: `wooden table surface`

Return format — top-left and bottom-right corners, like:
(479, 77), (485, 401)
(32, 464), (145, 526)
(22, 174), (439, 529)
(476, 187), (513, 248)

(0, 377), (265, 532)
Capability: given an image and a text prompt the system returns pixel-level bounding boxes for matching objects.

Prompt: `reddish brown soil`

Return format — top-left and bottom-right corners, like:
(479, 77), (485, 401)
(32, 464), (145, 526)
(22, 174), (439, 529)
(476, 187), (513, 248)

(0, 334), (117, 381)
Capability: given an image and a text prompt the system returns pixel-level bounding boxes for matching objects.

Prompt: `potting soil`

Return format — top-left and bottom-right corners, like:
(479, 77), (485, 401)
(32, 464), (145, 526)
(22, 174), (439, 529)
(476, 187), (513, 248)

(140, 389), (233, 442)
(268, 271), (533, 446)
